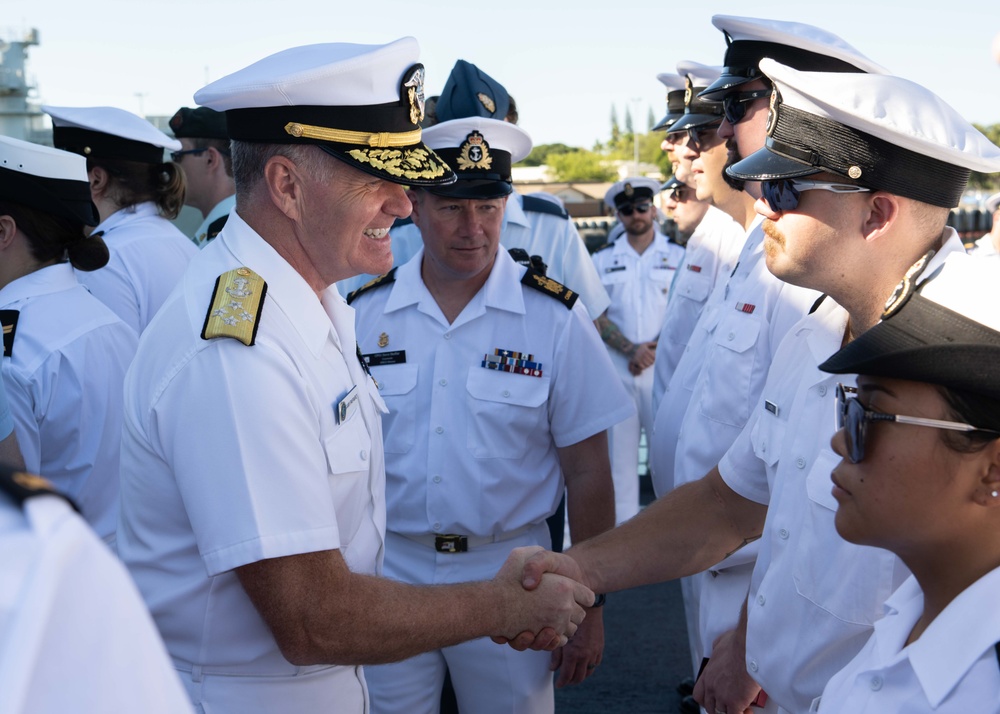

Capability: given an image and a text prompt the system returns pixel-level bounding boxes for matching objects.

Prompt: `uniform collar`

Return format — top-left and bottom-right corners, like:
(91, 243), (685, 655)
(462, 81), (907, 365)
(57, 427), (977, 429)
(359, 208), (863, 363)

(895, 566), (1000, 707)
(384, 245), (526, 324)
(218, 210), (337, 357)
(0, 262), (81, 307)
(93, 201), (158, 234)
(503, 191), (530, 230)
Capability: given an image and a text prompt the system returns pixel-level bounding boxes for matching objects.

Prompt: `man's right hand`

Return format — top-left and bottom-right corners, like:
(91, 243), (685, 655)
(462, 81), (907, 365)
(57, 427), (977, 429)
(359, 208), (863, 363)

(490, 548), (591, 651)
(489, 547), (593, 651)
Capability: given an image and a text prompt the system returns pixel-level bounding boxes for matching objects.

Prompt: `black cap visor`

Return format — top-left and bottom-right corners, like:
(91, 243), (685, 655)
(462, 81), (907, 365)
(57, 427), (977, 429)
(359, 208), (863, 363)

(726, 140), (823, 181)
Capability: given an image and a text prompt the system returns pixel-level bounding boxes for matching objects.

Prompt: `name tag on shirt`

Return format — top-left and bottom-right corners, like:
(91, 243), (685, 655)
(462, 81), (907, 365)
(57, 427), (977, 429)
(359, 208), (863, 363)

(336, 386), (360, 424)
(363, 350), (406, 367)
(605, 265), (626, 273)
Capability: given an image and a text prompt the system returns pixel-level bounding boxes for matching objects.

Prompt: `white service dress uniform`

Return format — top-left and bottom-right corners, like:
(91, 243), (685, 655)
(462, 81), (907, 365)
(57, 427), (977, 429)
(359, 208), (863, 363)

(716, 232), (967, 714)
(650, 220), (819, 675)
(592, 228), (684, 524)
(968, 233), (999, 259)
(117, 211), (387, 714)
(816, 569), (1000, 714)
(0, 262), (138, 542)
(191, 194), (236, 248)
(78, 201), (198, 333)
(0, 475), (193, 714)
(352, 248), (633, 714)
(338, 191), (611, 320)
(650, 204), (743, 417)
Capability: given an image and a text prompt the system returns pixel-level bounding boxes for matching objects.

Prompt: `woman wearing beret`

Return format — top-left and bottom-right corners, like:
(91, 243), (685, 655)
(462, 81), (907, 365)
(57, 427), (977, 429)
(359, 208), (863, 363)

(817, 254), (1000, 712)
(43, 105), (197, 334)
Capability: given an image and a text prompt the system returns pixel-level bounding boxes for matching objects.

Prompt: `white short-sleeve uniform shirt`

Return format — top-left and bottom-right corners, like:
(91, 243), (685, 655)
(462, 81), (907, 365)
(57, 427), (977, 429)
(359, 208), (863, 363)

(817, 570), (1000, 714)
(118, 212), (387, 714)
(0, 263), (138, 541)
(352, 247), (633, 537)
(651, 205), (743, 415)
(77, 202), (198, 333)
(717, 232), (967, 713)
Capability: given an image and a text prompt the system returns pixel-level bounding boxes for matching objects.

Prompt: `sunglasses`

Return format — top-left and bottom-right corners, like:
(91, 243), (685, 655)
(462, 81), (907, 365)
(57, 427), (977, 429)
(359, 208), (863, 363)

(682, 124), (722, 152)
(170, 147), (209, 163)
(722, 88), (772, 125)
(761, 179), (871, 212)
(619, 202), (652, 217)
(668, 186), (690, 202)
(835, 384), (1000, 464)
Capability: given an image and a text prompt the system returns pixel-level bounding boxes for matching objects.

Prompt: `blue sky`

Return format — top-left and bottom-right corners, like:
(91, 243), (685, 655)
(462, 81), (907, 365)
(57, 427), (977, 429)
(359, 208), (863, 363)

(6, 0), (999, 148)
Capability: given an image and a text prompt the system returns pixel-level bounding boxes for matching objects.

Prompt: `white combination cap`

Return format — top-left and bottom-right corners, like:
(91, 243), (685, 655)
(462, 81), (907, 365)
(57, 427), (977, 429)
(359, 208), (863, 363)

(605, 177), (662, 210)
(43, 105), (182, 163)
(669, 60), (727, 134)
(420, 117), (531, 199)
(654, 72), (687, 131)
(0, 135), (98, 225)
(194, 37), (454, 187)
(700, 15), (889, 100)
(728, 59), (1000, 208)
(986, 191), (1000, 214)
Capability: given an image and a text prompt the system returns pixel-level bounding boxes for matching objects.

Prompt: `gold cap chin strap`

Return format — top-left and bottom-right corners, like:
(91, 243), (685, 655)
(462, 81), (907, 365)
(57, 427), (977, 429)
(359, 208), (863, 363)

(284, 122), (422, 148)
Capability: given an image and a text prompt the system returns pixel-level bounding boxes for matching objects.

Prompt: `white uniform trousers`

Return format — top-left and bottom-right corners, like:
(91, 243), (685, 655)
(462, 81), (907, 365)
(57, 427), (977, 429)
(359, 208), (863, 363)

(366, 525), (553, 714)
(608, 363), (655, 524)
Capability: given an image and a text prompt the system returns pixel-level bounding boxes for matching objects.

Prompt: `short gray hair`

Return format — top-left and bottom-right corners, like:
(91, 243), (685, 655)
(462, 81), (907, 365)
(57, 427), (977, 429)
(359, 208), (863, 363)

(231, 141), (336, 198)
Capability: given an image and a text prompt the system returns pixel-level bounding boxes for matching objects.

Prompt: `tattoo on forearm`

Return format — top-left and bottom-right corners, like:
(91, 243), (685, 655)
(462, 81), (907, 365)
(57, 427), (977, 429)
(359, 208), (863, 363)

(596, 316), (636, 357)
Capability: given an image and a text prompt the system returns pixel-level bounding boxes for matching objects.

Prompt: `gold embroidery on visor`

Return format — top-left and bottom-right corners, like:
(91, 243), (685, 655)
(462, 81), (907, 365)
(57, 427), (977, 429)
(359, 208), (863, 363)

(284, 122), (422, 148)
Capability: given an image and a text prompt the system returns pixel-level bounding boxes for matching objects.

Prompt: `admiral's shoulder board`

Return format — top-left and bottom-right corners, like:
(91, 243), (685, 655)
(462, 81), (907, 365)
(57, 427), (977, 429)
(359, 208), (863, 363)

(205, 214), (228, 243)
(0, 465), (79, 511)
(346, 268), (397, 306)
(521, 268), (578, 310)
(0, 310), (18, 357)
(521, 194), (569, 220)
(201, 267), (267, 346)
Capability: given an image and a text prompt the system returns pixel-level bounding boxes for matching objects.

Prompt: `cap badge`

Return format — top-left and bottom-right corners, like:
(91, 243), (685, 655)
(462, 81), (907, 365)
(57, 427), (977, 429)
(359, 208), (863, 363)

(847, 166), (862, 180)
(882, 249), (935, 319)
(765, 89), (780, 137)
(477, 93), (496, 114)
(456, 130), (493, 171)
(402, 65), (426, 126)
(378, 332), (389, 348)
(684, 76), (694, 107)
(624, 182), (634, 198)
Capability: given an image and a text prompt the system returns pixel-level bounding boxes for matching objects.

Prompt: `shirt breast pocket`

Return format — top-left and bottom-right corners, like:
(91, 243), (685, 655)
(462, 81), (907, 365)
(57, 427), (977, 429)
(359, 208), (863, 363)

(600, 265), (629, 287)
(697, 314), (761, 427)
(793, 448), (897, 625)
(371, 363), (418, 454)
(673, 271), (711, 304)
(323, 409), (374, 543)
(465, 369), (550, 459)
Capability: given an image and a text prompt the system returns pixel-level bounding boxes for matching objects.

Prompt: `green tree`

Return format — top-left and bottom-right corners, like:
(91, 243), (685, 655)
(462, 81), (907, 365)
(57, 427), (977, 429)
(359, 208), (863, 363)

(547, 150), (617, 182)
(610, 105), (621, 144)
(647, 106), (656, 132)
(624, 106), (634, 136)
(517, 143), (576, 167)
(970, 123), (1000, 191)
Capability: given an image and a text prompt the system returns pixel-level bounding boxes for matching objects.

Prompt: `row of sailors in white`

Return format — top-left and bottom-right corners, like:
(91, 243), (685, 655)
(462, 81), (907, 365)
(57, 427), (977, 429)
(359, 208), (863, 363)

(5, 19), (995, 708)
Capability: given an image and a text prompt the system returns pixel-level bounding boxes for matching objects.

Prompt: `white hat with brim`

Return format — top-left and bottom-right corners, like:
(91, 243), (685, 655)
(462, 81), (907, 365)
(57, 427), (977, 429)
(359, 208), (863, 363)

(0, 135), (99, 225)
(700, 15), (889, 101)
(194, 37), (455, 187)
(43, 105), (181, 163)
(727, 59), (1000, 209)
(605, 177), (662, 210)
(420, 117), (531, 199)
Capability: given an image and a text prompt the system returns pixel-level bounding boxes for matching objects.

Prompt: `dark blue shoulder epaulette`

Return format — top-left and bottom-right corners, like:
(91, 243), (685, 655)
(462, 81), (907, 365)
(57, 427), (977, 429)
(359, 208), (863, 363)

(521, 195), (569, 220)
(205, 214), (228, 242)
(521, 268), (578, 310)
(347, 268), (398, 305)
(0, 464), (79, 511)
(594, 241), (615, 253)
